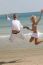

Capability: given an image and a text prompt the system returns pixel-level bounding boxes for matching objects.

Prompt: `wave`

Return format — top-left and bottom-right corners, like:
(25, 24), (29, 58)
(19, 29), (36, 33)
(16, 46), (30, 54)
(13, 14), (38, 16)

(0, 35), (10, 38)
(0, 32), (43, 38)
(0, 26), (10, 27)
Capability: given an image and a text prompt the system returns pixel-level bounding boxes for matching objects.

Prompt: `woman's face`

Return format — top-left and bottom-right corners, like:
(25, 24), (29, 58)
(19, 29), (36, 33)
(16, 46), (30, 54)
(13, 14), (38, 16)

(31, 17), (35, 23)
(31, 16), (37, 24)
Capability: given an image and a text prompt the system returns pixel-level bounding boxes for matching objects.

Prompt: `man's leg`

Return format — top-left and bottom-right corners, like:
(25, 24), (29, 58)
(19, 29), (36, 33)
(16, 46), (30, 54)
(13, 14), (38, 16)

(9, 32), (13, 41)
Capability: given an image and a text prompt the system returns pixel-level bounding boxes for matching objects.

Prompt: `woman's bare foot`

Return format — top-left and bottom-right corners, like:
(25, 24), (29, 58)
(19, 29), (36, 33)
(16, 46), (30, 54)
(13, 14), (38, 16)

(35, 41), (43, 45)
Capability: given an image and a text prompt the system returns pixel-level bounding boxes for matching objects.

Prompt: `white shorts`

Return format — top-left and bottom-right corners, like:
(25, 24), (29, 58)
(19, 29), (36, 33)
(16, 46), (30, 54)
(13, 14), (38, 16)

(31, 33), (39, 38)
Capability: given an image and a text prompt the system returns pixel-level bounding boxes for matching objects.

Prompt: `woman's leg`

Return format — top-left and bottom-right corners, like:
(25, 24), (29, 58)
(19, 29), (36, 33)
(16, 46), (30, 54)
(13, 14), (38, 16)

(35, 38), (38, 45)
(35, 38), (43, 45)
(29, 37), (34, 42)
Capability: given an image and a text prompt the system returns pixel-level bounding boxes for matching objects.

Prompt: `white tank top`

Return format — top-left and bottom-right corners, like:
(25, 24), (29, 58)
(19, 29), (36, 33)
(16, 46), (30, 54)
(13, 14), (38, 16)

(12, 19), (23, 31)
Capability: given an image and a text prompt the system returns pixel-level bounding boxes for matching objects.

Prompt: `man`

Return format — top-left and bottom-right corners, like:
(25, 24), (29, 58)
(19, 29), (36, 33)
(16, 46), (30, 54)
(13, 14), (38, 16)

(11, 14), (23, 33)
(9, 14), (23, 41)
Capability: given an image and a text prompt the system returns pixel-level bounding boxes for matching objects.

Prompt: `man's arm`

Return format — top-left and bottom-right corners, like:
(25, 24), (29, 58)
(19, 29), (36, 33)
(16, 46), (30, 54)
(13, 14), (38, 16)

(23, 26), (33, 31)
(36, 10), (43, 25)
(7, 16), (12, 21)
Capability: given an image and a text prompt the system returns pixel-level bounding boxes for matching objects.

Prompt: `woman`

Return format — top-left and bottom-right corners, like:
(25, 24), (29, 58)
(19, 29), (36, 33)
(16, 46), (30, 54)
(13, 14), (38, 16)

(24, 10), (43, 45)
(7, 14), (23, 41)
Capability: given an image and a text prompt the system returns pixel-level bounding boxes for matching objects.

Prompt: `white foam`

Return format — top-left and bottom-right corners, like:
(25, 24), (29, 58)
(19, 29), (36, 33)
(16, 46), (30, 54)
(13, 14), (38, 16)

(24, 32), (43, 38)
(0, 32), (43, 38)
(0, 35), (10, 38)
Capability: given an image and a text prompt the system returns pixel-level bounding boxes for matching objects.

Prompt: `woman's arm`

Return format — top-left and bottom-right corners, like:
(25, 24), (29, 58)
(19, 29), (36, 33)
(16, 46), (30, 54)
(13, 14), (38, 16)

(36, 10), (43, 25)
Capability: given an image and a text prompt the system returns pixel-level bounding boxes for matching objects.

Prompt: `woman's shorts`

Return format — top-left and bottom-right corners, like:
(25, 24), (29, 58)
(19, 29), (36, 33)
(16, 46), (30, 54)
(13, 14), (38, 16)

(31, 33), (39, 38)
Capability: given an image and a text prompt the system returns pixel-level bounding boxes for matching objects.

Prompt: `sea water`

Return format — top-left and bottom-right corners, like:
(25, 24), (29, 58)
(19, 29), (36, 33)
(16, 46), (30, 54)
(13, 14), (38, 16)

(0, 12), (43, 48)
(0, 12), (43, 37)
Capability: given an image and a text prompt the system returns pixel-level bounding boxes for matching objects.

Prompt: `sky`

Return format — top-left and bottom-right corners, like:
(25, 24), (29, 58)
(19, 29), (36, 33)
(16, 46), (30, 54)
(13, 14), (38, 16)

(0, 0), (43, 15)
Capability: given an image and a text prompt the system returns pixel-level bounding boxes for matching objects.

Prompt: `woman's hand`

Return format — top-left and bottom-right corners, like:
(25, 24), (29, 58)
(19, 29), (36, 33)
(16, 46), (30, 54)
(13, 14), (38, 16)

(41, 9), (43, 13)
(23, 26), (29, 29)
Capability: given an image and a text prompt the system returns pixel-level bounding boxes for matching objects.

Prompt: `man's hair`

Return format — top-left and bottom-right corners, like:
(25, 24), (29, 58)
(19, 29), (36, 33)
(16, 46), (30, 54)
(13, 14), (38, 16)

(13, 14), (16, 18)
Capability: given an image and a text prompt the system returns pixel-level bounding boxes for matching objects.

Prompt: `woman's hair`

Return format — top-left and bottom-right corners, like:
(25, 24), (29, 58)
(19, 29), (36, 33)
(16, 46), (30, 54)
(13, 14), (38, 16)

(31, 15), (36, 20)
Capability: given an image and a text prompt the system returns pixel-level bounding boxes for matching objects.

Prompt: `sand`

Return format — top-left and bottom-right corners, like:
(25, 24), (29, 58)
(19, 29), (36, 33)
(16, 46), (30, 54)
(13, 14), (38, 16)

(0, 35), (43, 65)
(0, 48), (43, 65)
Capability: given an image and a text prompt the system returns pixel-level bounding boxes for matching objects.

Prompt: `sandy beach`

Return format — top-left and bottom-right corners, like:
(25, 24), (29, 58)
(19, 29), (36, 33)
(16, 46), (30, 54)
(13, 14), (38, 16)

(0, 48), (43, 65)
(0, 6), (43, 65)
(0, 36), (43, 65)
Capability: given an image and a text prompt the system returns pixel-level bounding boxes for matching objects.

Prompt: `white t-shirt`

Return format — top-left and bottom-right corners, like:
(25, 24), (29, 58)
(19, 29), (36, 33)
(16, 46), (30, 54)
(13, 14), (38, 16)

(12, 19), (23, 31)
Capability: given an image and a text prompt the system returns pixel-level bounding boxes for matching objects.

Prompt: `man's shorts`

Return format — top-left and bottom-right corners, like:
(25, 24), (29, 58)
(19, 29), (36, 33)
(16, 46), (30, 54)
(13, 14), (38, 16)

(12, 30), (20, 34)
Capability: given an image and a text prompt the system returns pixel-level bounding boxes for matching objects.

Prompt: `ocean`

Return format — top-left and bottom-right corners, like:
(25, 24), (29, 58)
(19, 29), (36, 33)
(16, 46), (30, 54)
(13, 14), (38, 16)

(0, 12), (43, 49)
(0, 12), (43, 35)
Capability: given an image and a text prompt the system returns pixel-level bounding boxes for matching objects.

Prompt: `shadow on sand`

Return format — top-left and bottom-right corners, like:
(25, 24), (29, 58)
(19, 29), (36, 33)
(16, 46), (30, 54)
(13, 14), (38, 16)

(0, 59), (22, 65)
